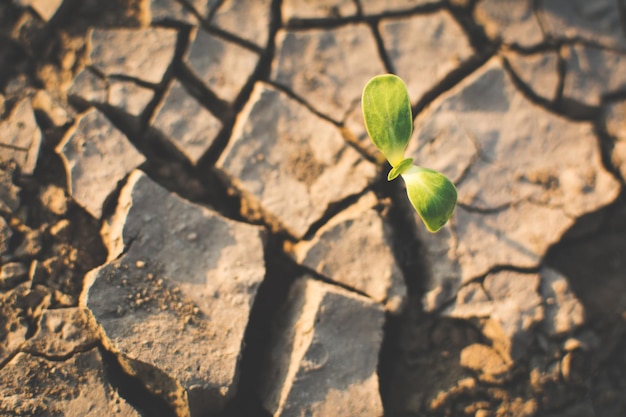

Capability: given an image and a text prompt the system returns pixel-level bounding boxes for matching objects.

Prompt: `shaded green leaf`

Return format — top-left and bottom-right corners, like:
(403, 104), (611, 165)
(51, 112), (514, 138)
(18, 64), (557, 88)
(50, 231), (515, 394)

(362, 74), (413, 166)
(402, 165), (457, 233)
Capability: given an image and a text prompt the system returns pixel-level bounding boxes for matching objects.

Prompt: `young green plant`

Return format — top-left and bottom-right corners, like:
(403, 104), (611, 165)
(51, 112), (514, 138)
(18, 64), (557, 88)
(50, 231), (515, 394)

(362, 74), (457, 233)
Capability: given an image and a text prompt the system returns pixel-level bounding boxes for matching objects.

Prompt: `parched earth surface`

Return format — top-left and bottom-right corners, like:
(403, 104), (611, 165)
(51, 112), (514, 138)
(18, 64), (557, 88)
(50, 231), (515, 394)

(1, 0), (626, 416)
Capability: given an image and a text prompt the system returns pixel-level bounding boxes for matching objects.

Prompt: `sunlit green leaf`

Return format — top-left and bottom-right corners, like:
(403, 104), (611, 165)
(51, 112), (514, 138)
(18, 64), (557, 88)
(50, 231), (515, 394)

(402, 165), (457, 233)
(387, 157), (413, 181)
(362, 74), (413, 166)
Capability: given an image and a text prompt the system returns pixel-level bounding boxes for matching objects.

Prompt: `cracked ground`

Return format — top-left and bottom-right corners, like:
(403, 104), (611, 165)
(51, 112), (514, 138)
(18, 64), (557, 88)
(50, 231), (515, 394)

(1, 0), (626, 416)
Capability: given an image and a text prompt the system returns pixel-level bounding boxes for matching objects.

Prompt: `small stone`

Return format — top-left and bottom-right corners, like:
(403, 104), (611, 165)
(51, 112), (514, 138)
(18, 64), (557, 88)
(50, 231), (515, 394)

(539, 267), (585, 336)
(89, 27), (178, 84)
(48, 219), (71, 241)
(380, 11), (473, 103)
(21, 307), (99, 357)
(14, 229), (42, 260)
(56, 109), (146, 219)
(474, 0), (544, 47)
(260, 277), (385, 417)
(217, 83), (375, 238)
(563, 338), (582, 352)
(560, 350), (587, 385)
(271, 25), (385, 121)
(151, 79), (222, 164)
(39, 184), (67, 216)
(211, 0), (271, 48)
(293, 192), (406, 313)
(84, 170), (265, 415)
(0, 98), (42, 175)
(186, 28), (259, 102)
(135, 260), (145, 268)
(282, 0), (357, 21)
(0, 262), (29, 289)
(0, 349), (141, 416)
(460, 343), (511, 384)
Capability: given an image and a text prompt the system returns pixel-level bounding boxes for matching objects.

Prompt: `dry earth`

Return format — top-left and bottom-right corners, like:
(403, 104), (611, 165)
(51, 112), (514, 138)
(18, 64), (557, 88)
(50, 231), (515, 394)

(1, 0), (626, 416)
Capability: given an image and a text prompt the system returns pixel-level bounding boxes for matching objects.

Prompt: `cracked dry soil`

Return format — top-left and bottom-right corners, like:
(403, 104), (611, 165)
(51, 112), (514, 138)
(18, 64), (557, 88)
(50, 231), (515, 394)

(1, 0), (626, 416)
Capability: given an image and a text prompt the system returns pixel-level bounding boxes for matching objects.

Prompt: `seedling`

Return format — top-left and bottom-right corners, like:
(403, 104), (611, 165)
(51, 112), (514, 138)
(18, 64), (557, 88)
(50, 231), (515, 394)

(362, 74), (457, 233)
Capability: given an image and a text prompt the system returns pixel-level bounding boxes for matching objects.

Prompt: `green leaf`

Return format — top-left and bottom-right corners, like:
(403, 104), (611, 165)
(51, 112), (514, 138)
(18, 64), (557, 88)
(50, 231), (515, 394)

(362, 74), (413, 166)
(387, 157), (413, 181)
(402, 165), (457, 233)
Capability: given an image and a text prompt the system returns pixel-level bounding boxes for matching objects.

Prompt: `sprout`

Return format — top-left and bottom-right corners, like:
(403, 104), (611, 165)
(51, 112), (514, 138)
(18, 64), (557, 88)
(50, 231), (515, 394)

(362, 74), (457, 232)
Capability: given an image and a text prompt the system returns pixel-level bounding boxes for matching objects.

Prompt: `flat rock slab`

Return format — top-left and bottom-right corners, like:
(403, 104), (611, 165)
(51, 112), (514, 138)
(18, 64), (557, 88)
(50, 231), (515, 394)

(409, 58), (619, 310)
(217, 83), (375, 239)
(282, 0), (357, 21)
(539, 0), (626, 49)
(562, 44), (626, 106)
(211, 0), (271, 49)
(83, 170), (265, 415)
(292, 192), (406, 313)
(271, 24), (386, 121)
(150, 0), (206, 24)
(346, 10), (473, 155)
(360, 0), (438, 15)
(14, 0), (62, 21)
(0, 98), (42, 175)
(89, 27), (178, 84)
(261, 277), (385, 417)
(186, 28), (259, 102)
(0, 349), (140, 417)
(56, 108), (146, 219)
(380, 11), (473, 103)
(474, 0), (544, 48)
(68, 69), (154, 116)
(151, 79), (222, 164)
(504, 50), (560, 102)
